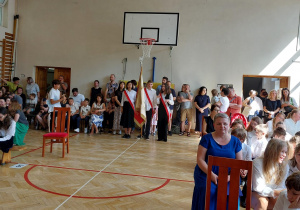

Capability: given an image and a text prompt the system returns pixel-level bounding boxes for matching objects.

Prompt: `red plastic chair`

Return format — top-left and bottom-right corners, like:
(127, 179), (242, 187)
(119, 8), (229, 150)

(42, 107), (70, 158)
(230, 113), (248, 128)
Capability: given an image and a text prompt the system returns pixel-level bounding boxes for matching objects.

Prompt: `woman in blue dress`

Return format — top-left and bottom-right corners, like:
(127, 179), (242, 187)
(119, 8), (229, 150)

(192, 113), (242, 210)
(194, 86), (210, 136)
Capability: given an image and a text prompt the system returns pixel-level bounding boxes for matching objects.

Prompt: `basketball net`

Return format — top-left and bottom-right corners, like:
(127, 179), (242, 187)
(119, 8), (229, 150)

(139, 38), (155, 64)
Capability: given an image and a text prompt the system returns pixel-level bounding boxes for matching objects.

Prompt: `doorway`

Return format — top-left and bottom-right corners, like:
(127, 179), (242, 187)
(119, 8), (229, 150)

(242, 75), (289, 100)
(35, 66), (71, 98)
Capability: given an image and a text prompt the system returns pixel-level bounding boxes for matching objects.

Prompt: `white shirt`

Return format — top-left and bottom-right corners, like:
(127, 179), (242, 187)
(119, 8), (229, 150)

(250, 136), (268, 159)
(267, 120), (274, 137)
(242, 143), (252, 161)
(219, 96), (229, 113)
(80, 105), (90, 116)
(246, 130), (256, 146)
(69, 103), (79, 115)
(48, 88), (61, 113)
(252, 158), (288, 198)
(144, 88), (157, 111)
(247, 96), (263, 115)
(157, 93), (174, 113)
(0, 119), (16, 142)
(121, 90), (136, 107)
(284, 118), (300, 136)
(72, 93), (85, 106)
(274, 191), (300, 210)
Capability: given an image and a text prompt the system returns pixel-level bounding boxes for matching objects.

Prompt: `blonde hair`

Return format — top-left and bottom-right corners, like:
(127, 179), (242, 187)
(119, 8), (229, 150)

(268, 89), (277, 99)
(263, 139), (289, 185)
(255, 124), (268, 134)
(290, 143), (300, 168)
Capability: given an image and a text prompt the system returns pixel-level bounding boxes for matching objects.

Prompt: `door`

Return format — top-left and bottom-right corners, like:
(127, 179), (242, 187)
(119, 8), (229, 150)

(35, 67), (48, 98)
(54, 68), (71, 97)
(280, 77), (289, 89)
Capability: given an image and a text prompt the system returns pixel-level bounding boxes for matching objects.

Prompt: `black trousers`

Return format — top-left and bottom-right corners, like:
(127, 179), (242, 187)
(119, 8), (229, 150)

(142, 109), (153, 138)
(158, 106), (168, 141)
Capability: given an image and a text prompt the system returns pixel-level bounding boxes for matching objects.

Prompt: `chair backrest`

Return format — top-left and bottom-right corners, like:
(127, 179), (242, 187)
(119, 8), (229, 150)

(205, 156), (253, 210)
(231, 113), (248, 128)
(52, 107), (71, 133)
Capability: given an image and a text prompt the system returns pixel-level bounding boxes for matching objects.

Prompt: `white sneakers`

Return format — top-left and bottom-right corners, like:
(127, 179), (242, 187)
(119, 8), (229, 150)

(74, 128), (80, 133)
(84, 128), (88, 134)
(113, 131), (116, 135)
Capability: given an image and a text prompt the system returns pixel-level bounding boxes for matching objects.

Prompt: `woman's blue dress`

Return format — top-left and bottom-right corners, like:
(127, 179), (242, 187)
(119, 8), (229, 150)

(192, 133), (242, 210)
(194, 95), (210, 132)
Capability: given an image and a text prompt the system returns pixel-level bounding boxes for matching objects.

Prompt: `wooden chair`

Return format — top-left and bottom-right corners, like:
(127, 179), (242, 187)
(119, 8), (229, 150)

(42, 107), (70, 158)
(205, 156), (253, 210)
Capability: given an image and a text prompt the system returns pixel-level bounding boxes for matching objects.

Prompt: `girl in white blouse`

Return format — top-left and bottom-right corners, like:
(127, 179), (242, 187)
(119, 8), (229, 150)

(120, 81), (136, 139)
(0, 107), (16, 153)
(251, 139), (290, 209)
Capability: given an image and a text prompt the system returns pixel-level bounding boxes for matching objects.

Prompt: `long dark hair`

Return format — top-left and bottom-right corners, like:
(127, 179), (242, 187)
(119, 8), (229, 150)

(117, 81), (125, 91)
(0, 107), (12, 130)
(281, 88), (290, 102)
(198, 86), (207, 95)
(160, 84), (171, 95)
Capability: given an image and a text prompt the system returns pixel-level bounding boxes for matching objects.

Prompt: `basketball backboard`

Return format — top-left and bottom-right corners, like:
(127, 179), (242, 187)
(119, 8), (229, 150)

(123, 12), (179, 46)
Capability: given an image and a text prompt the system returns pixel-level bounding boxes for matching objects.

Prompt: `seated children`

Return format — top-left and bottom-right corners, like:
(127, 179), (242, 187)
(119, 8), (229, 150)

(77, 98), (90, 134)
(273, 171), (300, 209)
(90, 95), (105, 135)
(106, 97), (115, 133)
(250, 124), (268, 159)
(35, 98), (49, 130)
(68, 98), (79, 132)
(0, 97), (6, 108)
(23, 93), (37, 114)
(5, 97), (11, 108)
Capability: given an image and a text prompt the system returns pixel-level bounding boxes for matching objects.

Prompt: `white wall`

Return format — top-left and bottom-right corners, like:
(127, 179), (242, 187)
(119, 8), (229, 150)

(0, 0), (15, 39)
(15, 0), (300, 104)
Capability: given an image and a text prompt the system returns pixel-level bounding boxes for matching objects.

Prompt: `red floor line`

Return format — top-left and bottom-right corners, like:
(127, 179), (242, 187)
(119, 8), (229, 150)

(24, 165), (171, 199)
(11, 133), (79, 159)
(19, 163), (193, 183)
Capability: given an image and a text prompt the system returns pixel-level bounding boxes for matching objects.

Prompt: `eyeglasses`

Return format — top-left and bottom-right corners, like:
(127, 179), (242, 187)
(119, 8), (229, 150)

(213, 109), (220, 112)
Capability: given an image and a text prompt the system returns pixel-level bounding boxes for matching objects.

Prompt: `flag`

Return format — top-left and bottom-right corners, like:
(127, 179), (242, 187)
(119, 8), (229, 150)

(134, 66), (146, 127)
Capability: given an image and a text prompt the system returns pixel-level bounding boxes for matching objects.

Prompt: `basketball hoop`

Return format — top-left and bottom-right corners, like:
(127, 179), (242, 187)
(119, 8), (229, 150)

(140, 38), (155, 59)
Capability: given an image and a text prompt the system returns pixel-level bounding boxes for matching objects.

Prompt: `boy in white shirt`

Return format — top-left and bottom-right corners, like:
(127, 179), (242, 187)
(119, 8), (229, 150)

(68, 98), (80, 132)
(250, 124), (268, 159)
(77, 98), (90, 133)
(274, 172), (300, 210)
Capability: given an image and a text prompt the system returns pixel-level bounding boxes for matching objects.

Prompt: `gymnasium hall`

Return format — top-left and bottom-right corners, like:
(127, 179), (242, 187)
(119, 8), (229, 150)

(1, 0), (300, 209)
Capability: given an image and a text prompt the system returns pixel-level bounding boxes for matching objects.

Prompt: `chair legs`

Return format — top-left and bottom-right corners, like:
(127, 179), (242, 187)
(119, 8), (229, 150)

(42, 138), (69, 158)
(1, 150), (11, 165)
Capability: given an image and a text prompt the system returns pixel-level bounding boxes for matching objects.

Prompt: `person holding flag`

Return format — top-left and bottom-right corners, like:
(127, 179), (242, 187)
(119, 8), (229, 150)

(137, 80), (156, 140)
(157, 84), (174, 142)
(120, 81), (136, 139)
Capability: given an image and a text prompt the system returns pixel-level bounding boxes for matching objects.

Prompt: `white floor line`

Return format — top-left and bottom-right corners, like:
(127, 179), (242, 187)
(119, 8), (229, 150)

(55, 138), (141, 210)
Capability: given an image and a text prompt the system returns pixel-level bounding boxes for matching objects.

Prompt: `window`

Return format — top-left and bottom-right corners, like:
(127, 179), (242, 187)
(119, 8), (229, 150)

(0, 0), (7, 27)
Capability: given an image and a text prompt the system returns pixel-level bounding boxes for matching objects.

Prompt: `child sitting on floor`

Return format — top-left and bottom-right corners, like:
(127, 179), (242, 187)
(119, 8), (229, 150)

(35, 98), (49, 130)
(24, 93), (37, 114)
(273, 171), (300, 209)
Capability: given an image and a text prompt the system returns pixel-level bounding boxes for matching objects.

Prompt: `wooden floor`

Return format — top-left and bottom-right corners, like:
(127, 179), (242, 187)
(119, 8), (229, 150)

(0, 128), (199, 209)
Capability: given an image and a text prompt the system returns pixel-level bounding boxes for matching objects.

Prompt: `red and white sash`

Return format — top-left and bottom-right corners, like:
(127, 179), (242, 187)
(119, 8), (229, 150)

(160, 93), (171, 122)
(145, 88), (154, 118)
